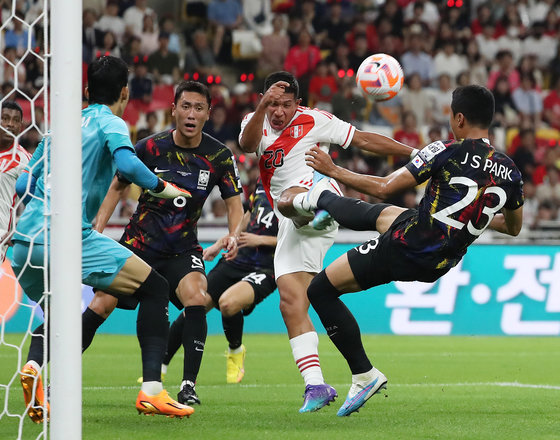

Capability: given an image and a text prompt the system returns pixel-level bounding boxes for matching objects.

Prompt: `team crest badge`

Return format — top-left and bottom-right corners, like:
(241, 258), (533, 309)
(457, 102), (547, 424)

(197, 170), (210, 189)
(290, 125), (303, 138)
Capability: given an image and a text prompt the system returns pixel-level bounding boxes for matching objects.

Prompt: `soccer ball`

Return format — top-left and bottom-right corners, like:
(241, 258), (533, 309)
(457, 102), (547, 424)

(355, 53), (404, 101)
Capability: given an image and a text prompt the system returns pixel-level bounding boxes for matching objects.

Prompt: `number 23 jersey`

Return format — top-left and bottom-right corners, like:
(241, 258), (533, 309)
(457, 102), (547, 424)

(400, 138), (524, 270)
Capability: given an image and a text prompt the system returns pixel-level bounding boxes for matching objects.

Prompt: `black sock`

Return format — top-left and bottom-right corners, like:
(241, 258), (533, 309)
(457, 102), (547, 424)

(163, 312), (185, 365)
(27, 323), (48, 366)
(182, 305), (207, 383)
(135, 270), (170, 382)
(317, 192), (390, 231)
(222, 312), (244, 350)
(307, 271), (372, 374)
(82, 307), (106, 352)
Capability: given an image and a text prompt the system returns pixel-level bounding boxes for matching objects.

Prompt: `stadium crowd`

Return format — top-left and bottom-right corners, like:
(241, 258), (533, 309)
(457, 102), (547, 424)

(1, 0), (559, 232)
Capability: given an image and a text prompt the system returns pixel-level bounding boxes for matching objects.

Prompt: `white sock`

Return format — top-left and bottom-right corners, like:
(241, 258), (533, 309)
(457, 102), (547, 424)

(292, 192), (312, 216)
(161, 364), (168, 375)
(141, 381), (163, 396)
(290, 331), (324, 386)
(228, 345), (244, 355)
(25, 360), (41, 372)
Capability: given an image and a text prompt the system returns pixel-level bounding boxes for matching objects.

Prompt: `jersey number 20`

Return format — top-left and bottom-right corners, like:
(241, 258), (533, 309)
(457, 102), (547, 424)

(263, 149), (284, 169)
(432, 176), (507, 236)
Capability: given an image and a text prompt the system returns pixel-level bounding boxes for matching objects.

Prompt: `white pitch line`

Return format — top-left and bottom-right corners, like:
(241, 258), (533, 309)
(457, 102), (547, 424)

(83, 382), (560, 391)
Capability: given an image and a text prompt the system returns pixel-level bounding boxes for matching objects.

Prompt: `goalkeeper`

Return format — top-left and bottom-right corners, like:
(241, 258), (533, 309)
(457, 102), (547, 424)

(11, 56), (194, 422)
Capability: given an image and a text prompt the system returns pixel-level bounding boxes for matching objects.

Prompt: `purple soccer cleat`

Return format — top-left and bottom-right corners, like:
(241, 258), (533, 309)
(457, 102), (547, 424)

(299, 383), (338, 413)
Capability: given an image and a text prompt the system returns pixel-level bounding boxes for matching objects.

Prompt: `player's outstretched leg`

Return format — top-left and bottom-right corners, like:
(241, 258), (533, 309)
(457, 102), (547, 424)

(20, 361), (50, 424)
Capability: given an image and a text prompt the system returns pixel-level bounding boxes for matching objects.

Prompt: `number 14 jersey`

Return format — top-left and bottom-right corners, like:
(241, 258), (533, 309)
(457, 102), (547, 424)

(401, 138), (524, 270)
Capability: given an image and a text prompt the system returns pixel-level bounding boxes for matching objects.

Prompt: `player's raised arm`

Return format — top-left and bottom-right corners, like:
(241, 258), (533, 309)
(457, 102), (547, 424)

(239, 80), (290, 153)
(305, 145), (417, 199)
(349, 129), (418, 158)
(112, 147), (191, 199)
(489, 208), (523, 237)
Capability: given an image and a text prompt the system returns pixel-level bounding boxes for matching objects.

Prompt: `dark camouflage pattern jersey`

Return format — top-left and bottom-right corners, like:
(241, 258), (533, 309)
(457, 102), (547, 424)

(229, 179), (278, 274)
(121, 130), (242, 257)
(396, 138), (524, 271)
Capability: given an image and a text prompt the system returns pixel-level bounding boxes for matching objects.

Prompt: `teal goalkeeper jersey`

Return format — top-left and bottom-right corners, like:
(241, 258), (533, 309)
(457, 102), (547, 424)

(14, 104), (134, 244)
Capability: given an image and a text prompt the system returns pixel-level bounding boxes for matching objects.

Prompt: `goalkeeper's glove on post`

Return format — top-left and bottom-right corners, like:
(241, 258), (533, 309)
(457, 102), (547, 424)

(148, 178), (192, 199)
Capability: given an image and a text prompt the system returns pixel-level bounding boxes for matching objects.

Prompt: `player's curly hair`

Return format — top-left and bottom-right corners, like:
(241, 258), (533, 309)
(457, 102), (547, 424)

(264, 71), (299, 98)
(451, 85), (495, 129)
(87, 56), (129, 105)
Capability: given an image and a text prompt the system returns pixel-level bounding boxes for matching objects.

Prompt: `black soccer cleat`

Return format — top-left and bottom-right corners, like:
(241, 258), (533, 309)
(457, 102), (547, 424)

(177, 381), (201, 405)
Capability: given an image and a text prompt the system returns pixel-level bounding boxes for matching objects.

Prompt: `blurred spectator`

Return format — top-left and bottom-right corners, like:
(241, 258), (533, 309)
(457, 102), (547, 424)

(121, 35), (142, 66)
(258, 15), (290, 78)
(243, 0), (273, 37)
(228, 82), (256, 137)
(346, 19), (378, 53)
(475, 22), (500, 64)
(404, 0), (439, 31)
(543, 77), (560, 130)
(456, 71), (471, 87)
(300, 0), (318, 38)
(207, 0), (243, 63)
(377, 0), (404, 37)
(96, 0), (126, 45)
(528, 0), (558, 24)
(518, 54), (544, 89)
(512, 128), (538, 181)
(394, 111), (422, 151)
(83, 8), (104, 63)
(348, 35), (370, 73)
(148, 32), (180, 85)
(83, 0), (105, 17)
(95, 31), (121, 59)
(464, 40), (488, 86)
(521, 21), (558, 69)
(314, 2), (351, 50)
(500, 2), (527, 40)
(400, 25), (436, 87)
(331, 77), (366, 126)
(136, 111), (159, 141)
(512, 72), (543, 127)
(205, 105), (236, 145)
(308, 60), (337, 112)
(400, 72), (433, 127)
(0, 47), (26, 86)
(284, 29), (321, 105)
(4, 11), (35, 57)
(441, 5), (471, 41)
(522, 180), (539, 228)
(470, 3), (497, 36)
(129, 56), (153, 104)
(184, 29), (217, 76)
(433, 40), (468, 85)
(550, 45), (560, 89)
(492, 75), (519, 127)
(160, 16), (181, 54)
(287, 12), (305, 47)
(325, 42), (351, 75)
(427, 125), (442, 143)
(543, 9), (559, 38)
(123, 0), (157, 38)
(536, 166), (560, 207)
(431, 73), (453, 127)
(487, 50), (520, 92)
(535, 200), (558, 226)
(139, 14), (159, 55)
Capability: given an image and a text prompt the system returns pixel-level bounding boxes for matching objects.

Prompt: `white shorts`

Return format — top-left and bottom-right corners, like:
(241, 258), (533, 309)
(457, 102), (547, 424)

(274, 214), (338, 279)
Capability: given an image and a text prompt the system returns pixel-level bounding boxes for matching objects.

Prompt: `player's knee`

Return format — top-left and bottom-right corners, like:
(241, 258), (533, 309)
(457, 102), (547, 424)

(89, 292), (118, 319)
(135, 269), (169, 301)
(219, 296), (243, 317)
(307, 271), (339, 306)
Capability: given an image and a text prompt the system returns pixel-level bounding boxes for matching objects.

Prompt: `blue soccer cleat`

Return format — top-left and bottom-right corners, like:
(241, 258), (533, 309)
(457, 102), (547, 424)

(311, 209), (334, 230)
(337, 368), (387, 417)
(299, 383), (338, 413)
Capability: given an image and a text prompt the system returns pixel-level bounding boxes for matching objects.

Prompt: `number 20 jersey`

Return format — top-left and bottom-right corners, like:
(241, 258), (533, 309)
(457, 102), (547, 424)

(240, 107), (355, 209)
(400, 138), (524, 270)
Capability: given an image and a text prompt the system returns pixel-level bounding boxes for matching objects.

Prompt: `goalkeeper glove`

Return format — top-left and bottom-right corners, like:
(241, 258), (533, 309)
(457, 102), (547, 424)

(148, 178), (192, 199)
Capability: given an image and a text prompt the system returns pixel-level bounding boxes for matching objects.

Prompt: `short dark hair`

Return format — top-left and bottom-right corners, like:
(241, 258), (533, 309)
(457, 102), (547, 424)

(451, 85), (494, 129)
(87, 56), (129, 105)
(264, 71), (299, 98)
(1, 100), (23, 119)
(174, 80), (211, 107)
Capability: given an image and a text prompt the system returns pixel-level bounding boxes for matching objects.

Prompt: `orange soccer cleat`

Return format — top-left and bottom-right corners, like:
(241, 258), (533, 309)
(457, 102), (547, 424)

(20, 362), (50, 424)
(135, 389), (194, 418)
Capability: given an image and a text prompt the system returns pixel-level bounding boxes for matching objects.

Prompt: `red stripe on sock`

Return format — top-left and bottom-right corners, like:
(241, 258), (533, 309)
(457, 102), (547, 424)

(296, 354), (318, 366)
(299, 362), (321, 372)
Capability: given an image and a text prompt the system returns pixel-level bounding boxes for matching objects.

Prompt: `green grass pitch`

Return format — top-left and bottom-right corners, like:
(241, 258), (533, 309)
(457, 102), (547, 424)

(1, 334), (559, 440)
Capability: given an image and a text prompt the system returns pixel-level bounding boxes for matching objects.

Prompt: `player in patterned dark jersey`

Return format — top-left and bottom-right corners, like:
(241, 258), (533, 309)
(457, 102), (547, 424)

(162, 179), (278, 385)
(302, 85), (524, 416)
(81, 80), (244, 406)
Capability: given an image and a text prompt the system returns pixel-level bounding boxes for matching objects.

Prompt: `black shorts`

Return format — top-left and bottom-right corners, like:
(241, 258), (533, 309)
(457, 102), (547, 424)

(347, 210), (450, 290)
(206, 258), (276, 316)
(113, 243), (206, 311)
